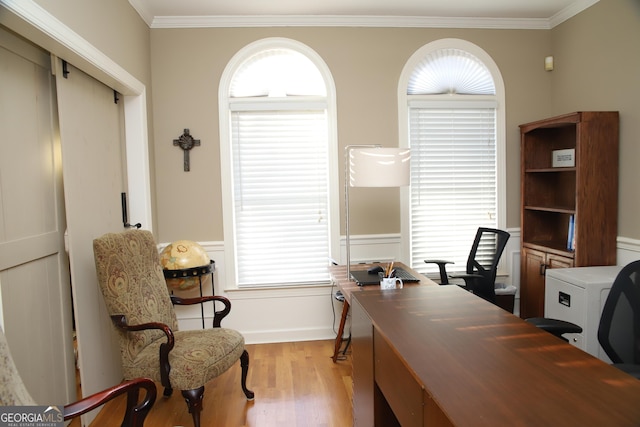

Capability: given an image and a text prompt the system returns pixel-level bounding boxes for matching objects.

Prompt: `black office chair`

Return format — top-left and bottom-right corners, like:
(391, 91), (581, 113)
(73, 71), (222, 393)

(527, 260), (640, 379)
(425, 227), (510, 305)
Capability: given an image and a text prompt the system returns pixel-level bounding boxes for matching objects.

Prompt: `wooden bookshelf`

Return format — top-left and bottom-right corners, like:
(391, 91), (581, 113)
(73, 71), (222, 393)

(519, 112), (618, 318)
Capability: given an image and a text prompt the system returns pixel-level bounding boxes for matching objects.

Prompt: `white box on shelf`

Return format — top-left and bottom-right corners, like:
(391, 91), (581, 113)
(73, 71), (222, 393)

(552, 148), (575, 167)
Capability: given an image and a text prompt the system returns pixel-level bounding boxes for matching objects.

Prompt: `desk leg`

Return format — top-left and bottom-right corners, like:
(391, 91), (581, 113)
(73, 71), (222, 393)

(332, 300), (350, 363)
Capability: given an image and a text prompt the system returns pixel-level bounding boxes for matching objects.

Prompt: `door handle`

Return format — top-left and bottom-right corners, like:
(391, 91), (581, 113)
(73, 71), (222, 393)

(539, 263), (547, 276)
(121, 192), (142, 229)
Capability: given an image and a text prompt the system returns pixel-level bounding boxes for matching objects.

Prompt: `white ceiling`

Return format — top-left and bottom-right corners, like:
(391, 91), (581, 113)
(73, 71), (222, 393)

(129, 0), (599, 29)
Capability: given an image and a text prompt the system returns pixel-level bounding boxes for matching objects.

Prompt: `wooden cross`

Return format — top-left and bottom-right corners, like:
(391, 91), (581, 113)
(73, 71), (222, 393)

(173, 128), (200, 171)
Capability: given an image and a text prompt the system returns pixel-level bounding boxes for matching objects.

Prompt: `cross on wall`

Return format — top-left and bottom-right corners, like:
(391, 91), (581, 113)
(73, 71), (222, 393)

(173, 128), (201, 171)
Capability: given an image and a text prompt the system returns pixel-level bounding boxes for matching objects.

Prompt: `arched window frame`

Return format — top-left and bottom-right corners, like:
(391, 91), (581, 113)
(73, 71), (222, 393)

(219, 38), (339, 289)
(397, 38), (507, 273)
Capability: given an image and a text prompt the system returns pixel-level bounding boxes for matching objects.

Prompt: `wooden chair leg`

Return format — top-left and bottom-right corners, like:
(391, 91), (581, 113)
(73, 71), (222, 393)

(182, 386), (205, 427)
(121, 387), (139, 427)
(240, 350), (255, 400)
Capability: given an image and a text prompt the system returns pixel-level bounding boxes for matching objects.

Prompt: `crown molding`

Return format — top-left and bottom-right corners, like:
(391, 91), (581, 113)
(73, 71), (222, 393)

(149, 15), (552, 30)
(549, 0), (599, 28)
(129, 0), (599, 30)
(128, 0), (154, 27)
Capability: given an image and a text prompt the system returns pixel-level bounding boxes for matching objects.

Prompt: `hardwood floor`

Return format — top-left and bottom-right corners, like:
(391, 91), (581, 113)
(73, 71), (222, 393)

(84, 340), (352, 426)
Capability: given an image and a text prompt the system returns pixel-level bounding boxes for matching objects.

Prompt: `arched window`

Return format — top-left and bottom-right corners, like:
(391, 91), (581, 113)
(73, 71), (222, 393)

(219, 38), (339, 288)
(398, 39), (506, 276)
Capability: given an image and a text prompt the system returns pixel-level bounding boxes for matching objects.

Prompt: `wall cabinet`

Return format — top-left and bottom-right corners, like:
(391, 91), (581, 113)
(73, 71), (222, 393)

(519, 112), (618, 318)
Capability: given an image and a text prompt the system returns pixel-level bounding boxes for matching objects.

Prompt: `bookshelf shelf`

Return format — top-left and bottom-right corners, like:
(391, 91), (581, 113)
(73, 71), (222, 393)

(524, 206), (575, 214)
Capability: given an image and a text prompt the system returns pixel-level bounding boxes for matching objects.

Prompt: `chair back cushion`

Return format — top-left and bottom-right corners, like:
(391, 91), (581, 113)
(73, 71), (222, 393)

(93, 230), (178, 365)
(0, 326), (36, 405)
(598, 260), (640, 365)
(466, 227), (510, 302)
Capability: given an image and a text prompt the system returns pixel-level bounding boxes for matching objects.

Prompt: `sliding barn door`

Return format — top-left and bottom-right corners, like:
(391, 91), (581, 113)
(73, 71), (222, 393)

(0, 26), (76, 406)
(55, 59), (127, 424)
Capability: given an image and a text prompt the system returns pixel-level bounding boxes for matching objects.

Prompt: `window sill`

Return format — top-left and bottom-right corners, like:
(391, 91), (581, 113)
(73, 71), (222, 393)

(223, 282), (333, 300)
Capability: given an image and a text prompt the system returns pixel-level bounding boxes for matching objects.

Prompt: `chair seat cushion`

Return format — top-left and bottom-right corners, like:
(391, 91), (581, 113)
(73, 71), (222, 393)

(122, 328), (245, 391)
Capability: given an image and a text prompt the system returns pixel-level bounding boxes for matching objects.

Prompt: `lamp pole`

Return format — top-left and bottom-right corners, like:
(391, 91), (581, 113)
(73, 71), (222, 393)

(344, 144), (379, 279)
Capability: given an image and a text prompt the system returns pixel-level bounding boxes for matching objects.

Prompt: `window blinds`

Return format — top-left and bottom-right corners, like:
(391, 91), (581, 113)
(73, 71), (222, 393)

(409, 106), (497, 275)
(231, 109), (330, 287)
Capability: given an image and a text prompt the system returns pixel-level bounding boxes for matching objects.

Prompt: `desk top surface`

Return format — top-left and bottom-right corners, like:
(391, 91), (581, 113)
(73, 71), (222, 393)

(330, 262), (437, 304)
(353, 285), (640, 426)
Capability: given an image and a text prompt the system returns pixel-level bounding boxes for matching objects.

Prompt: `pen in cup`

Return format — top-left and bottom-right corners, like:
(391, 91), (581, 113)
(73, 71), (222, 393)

(385, 261), (394, 278)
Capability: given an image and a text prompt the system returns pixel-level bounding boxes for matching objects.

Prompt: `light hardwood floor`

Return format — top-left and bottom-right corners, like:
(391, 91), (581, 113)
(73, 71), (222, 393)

(79, 340), (352, 426)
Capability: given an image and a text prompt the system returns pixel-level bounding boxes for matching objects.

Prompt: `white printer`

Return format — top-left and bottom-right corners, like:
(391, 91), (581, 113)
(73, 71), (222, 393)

(544, 265), (624, 363)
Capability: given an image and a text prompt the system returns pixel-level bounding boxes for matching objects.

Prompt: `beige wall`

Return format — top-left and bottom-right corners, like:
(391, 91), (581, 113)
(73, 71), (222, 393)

(33, 0), (151, 85)
(151, 26), (552, 243)
(551, 0), (640, 240)
(20, 0), (638, 244)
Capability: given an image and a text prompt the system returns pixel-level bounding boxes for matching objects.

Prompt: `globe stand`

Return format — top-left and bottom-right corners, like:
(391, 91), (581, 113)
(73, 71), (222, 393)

(163, 260), (215, 329)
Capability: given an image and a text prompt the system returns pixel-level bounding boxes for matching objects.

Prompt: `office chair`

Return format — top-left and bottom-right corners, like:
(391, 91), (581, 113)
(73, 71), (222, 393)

(527, 260), (640, 379)
(0, 325), (157, 426)
(425, 227), (511, 306)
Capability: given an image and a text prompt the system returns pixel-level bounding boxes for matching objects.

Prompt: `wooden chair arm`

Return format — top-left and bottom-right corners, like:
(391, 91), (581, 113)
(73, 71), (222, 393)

(110, 315), (174, 337)
(64, 377), (156, 426)
(170, 295), (232, 327)
(111, 315), (174, 391)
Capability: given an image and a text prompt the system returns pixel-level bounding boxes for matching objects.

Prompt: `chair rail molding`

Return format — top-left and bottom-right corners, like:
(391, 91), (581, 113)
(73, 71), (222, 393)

(617, 236), (640, 265)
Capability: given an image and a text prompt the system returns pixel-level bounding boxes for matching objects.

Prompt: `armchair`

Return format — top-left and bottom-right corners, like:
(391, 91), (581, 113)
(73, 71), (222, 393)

(425, 227), (511, 306)
(93, 230), (253, 427)
(1, 325), (156, 426)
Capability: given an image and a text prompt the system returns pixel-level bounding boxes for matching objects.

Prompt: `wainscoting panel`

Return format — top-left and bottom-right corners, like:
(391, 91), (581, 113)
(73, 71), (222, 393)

(161, 230), (640, 343)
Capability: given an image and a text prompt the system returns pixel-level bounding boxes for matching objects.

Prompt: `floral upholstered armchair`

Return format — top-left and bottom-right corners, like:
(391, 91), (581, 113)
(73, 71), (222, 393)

(92, 230), (253, 427)
(0, 325), (156, 426)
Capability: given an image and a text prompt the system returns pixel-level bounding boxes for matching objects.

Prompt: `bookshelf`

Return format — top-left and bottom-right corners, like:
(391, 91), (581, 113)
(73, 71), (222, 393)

(519, 112), (618, 318)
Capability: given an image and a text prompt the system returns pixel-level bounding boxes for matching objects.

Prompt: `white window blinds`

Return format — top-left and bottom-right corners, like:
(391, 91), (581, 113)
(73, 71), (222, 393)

(231, 109), (330, 287)
(409, 106), (497, 275)
(230, 48), (326, 98)
(407, 48), (495, 96)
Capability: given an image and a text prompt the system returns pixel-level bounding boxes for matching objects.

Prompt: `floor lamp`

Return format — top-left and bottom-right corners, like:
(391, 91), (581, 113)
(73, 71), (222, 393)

(345, 146), (411, 279)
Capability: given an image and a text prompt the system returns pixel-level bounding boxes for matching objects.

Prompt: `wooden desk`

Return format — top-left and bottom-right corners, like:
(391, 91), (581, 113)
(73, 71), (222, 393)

(351, 285), (640, 426)
(330, 263), (437, 362)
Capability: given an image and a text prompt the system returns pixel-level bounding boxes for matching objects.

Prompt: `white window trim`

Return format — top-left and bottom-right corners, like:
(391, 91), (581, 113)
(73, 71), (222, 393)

(397, 38), (506, 265)
(218, 37), (339, 289)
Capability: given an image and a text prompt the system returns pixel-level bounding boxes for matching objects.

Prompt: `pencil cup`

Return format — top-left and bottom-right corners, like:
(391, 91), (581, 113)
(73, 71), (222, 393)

(380, 277), (403, 290)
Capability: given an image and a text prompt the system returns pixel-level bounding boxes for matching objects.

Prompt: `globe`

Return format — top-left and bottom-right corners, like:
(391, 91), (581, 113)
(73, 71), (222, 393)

(160, 240), (210, 291)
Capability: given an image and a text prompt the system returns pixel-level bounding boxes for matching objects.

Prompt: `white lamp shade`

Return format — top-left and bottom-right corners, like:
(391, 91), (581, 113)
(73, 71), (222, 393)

(349, 147), (410, 187)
